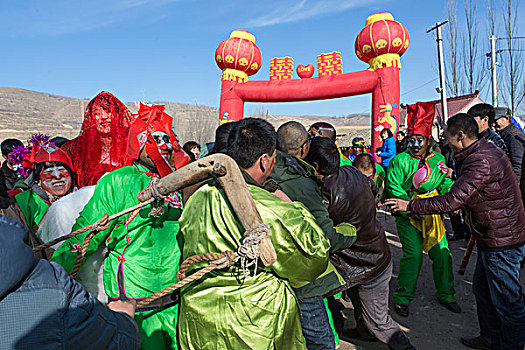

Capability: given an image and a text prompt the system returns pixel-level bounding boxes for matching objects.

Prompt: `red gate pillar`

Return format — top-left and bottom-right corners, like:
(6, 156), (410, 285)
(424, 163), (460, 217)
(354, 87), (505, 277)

(370, 66), (401, 150)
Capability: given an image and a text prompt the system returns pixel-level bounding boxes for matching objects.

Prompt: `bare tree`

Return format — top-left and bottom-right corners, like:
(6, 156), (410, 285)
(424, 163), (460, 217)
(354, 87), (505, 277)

(487, 0), (497, 37)
(445, 0), (461, 97)
(462, 0), (487, 94)
(500, 0), (524, 114)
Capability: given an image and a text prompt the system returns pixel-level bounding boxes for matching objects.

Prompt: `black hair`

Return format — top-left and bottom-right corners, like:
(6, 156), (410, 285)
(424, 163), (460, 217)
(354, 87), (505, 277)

(304, 137), (339, 175)
(353, 153), (376, 173)
(213, 121), (237, 154)
(226, 118), (277, 169)
(446, 113), (480, 140)
(50, 136), (69, 148)
(183, 141), (201, 162)
(34, 161), (75, 187)
(397, 131), (405, 137)
(309, 122), (336, 141)
(183, 141), (201, 152)
(1, 138), (23, 157)
(381, 128), (394, 138)
(467, 103), (495, 121)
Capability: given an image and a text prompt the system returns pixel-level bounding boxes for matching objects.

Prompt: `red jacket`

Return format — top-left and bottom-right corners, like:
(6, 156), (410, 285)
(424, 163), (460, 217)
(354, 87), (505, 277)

(410, 138), (525, 250)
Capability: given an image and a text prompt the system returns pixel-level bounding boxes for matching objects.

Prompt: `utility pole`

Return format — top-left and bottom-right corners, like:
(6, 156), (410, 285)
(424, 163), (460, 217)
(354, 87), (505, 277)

(427, 20), (449, 123)
(490, 35), (498, 107)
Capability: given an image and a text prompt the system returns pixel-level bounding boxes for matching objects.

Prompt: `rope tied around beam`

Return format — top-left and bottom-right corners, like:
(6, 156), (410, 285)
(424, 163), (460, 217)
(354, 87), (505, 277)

(136, 224), (271, 309)
(148, 178), (167, 218)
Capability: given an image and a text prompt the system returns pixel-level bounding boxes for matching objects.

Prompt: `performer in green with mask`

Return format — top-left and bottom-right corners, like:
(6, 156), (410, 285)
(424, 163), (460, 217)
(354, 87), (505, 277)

(386, 106), (460, 317)
(52, 103), (190, 350)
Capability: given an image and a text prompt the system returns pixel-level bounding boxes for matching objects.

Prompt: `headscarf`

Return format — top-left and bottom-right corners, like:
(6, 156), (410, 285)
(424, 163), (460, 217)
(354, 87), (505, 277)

(128, 103), (189, 177)
(62, 91), (133, 188)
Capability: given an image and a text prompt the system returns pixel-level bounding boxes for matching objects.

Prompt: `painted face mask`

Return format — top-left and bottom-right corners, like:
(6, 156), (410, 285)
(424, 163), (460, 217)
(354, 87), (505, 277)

(151, 131), (173, 160)
(40, 165), (72, 197)
(408, 135), (428, 157)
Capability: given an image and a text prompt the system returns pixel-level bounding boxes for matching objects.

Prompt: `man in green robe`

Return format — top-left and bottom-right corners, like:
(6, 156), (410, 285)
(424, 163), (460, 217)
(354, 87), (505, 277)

(178, 118), (330, 350)
(386, 119), (460, 317)
(52, 103), (190, 350)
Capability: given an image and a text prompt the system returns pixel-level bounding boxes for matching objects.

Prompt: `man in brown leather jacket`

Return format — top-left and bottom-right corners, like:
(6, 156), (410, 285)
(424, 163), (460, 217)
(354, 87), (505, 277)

(305, 137), (415, 350)
(387, 113), (525, 350)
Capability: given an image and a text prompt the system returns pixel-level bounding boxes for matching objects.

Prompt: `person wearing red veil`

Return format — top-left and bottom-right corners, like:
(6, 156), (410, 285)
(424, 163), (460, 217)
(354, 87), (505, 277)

(52, 103), (189, 349)
(62, 91), (133, 188)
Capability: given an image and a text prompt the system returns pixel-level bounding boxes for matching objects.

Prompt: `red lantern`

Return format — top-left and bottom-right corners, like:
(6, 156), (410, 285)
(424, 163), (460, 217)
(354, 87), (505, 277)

(215, 30), (262, 82)
(354, 13), (409, 70)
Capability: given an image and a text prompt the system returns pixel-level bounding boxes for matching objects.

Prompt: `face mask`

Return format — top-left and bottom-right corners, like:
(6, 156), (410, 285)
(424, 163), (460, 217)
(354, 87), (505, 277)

(151, 131), (173, 159)
(40, 165), (72, 197)
(408, 135), (427, 156)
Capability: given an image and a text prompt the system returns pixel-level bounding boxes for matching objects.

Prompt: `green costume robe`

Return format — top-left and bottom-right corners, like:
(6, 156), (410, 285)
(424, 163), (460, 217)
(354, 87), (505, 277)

(178, 181), (330, 350)
(14, 189), (50, 233)
(52, 163), (183, 350)
(386, 149), (456, 305)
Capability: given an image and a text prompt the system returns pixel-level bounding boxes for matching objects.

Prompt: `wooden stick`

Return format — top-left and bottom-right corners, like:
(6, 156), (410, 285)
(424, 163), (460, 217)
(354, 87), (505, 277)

(137, 154), (277, 266)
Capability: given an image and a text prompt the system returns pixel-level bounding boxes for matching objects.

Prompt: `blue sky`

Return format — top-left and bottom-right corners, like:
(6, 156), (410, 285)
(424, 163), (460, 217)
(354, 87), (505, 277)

(1, 0), (524, 116)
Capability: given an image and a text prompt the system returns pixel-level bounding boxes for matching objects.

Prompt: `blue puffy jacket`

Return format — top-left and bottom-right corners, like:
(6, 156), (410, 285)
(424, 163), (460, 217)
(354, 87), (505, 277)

(376, 137), (396, 168)
(0, 216), (140, 350)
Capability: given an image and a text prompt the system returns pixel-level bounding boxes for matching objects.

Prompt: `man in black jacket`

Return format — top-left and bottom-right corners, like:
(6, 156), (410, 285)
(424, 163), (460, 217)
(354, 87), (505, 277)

(306, 137), (415, 350)
(387, 113), (525, 350)
(492, 107), (525, 182)
(0, 215), (140, 349)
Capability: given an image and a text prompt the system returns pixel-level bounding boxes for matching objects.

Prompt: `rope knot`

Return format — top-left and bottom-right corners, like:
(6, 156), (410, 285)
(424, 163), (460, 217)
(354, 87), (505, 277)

(92, 213), (110, 232)
(148, 178), (166, 218)
(236, 224), (270, 279)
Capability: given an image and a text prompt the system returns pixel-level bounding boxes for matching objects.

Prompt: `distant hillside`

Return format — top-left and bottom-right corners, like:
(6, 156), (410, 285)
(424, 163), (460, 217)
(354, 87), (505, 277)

(0, 87), (370, 146)
(0, 87), (219, 144)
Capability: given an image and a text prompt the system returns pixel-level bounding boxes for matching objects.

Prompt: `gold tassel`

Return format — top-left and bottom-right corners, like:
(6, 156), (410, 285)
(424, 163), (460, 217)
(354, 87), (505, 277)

(368, 53), (402, 70)
(221, 69), (248, 82)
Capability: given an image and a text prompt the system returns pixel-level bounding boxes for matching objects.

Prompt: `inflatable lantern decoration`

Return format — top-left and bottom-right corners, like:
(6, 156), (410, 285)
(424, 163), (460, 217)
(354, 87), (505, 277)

(215, 30), (262, 82)
(355, 12), (409, 70)
(216, 12), (409, 151)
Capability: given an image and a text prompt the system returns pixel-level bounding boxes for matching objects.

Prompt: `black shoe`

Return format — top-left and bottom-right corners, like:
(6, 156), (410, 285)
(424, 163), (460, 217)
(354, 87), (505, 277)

(395, 303), (409, 317)
(460, 336), (493, 350)
(447, 232), (465, 241)
(441, 301), (462, 313)
(344, 328), (378, 342)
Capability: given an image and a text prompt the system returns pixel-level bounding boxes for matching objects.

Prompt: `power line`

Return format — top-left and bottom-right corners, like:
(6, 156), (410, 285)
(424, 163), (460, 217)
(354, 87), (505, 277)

(403, 78), (439, 95)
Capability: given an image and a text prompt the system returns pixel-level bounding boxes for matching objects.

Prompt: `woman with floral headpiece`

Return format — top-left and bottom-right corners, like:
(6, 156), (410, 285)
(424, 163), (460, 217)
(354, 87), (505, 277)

(62, 91), (133, 188)
(12, 134), (75, 234)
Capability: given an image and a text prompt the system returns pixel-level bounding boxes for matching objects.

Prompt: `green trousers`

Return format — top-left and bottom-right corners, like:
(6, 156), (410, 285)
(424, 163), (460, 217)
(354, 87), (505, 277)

(135, 303), (179, 350)
(394, 216), (455, 305)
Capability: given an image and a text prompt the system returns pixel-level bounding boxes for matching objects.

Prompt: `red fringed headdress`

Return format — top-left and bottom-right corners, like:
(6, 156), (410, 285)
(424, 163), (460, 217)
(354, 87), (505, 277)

(406, 102), (435, 138)
(62, 91), (133, 188)
(127, 103), (189, 177)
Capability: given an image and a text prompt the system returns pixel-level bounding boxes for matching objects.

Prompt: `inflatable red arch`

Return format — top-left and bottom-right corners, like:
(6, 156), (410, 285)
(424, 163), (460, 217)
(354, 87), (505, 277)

(215, 12), (409, 151)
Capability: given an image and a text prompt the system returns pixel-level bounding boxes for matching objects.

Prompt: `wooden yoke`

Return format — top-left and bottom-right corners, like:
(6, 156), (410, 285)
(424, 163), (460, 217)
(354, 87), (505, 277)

(137, 153), (277, 266)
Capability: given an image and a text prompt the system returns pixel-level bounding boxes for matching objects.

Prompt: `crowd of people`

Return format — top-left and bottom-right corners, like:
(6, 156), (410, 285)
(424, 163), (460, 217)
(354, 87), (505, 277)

(0, 91), (524, 350)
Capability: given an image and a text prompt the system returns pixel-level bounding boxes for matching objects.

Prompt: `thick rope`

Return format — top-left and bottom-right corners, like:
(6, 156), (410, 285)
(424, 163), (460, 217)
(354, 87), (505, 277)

(32, 198), (155, 252)
(136, 224), (271, 309)
(237, 224), (270, 278)
(148, 178), (166, 218)
(136, 251), (236, 309)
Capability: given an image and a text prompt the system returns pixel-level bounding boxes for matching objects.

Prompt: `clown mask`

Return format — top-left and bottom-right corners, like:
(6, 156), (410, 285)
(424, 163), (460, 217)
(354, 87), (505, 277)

(408, 135), (428, 158)
(39, 165), (72, 197)
(151, 131), (173, 160)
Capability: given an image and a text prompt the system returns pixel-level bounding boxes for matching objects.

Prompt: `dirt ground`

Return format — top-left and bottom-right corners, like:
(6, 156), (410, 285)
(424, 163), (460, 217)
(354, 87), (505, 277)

(337, 209), (525, 350)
